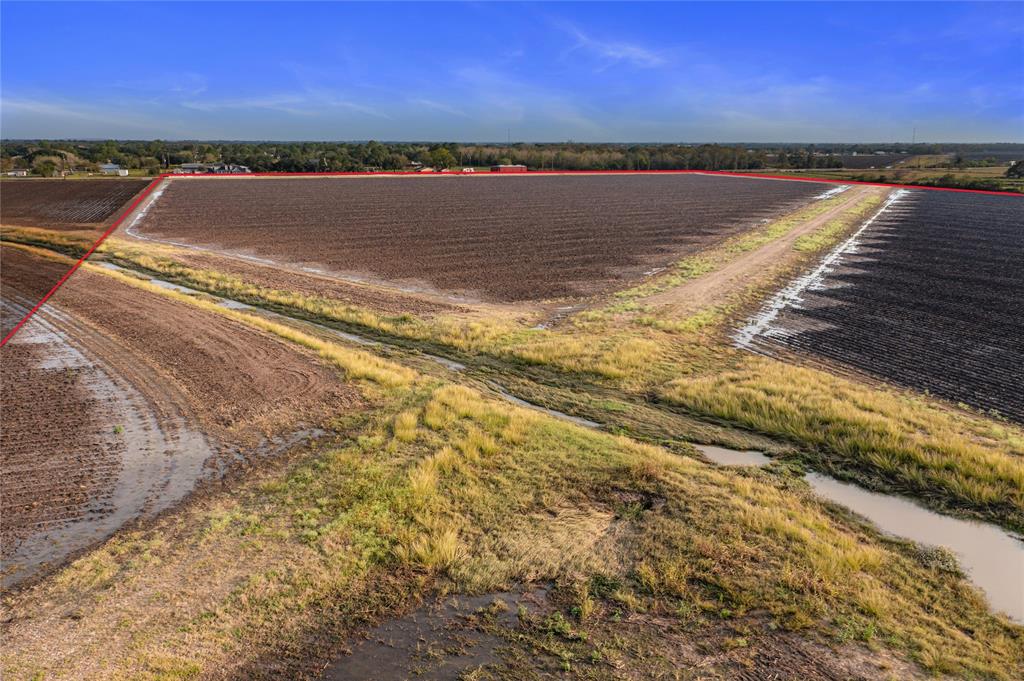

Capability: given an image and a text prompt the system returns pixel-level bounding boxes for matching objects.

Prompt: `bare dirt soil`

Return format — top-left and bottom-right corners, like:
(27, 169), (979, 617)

(0, 315), (121, 565)
(5, 248), (358, 439)
(0, 179), (149, 230)
(132, 174), (827, 302)
(316, 587), (925, 681)
(1, 246), (360, 586)
(0, 245), (69, 338)
(162, 248), (466, 318)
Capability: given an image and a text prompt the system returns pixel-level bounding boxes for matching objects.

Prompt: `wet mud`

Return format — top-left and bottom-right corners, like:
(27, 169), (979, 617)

(322, 589), (548, 680)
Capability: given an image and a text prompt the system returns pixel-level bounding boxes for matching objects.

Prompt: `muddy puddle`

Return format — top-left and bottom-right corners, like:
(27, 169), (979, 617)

(2, 296), (333, 589)
(696, 444), (772, 466)
(423, 354), (466, 371)
(806, 473), (1024, 623)
(813, 184), (851, 200)
(697, 442), (1024, 622)
(486, 382), (601, 429)
(322, 588), (547, 680)
(1, 300), (212, 588)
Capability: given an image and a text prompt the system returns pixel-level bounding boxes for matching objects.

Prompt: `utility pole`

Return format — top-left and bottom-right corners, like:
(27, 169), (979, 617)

(912, 127), (917, 145)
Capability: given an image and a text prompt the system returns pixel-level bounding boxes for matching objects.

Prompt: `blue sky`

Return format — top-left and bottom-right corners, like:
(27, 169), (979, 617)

(2, 2), (1022, 142)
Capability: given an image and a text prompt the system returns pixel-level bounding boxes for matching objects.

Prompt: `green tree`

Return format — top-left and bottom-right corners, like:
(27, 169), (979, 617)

(1006, 160), (1024, 179)
(430, 147), (456, 168)
(33, 160), (57, 177)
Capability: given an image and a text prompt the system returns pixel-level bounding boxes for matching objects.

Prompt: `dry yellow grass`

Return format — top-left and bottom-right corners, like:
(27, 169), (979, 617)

(85, 261), (416, 387)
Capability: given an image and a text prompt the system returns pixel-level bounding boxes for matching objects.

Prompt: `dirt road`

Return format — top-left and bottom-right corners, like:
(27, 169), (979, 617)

(643, 186), (889, 316)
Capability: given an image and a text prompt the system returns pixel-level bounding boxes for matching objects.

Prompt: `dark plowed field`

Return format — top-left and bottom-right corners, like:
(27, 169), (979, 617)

(136, 174), (826, 301)
(0, 179), (148, 229)
(756, 190), (1024, 422)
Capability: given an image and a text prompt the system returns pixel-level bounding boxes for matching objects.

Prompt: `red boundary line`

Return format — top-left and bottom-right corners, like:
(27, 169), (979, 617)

(0, 175), (167, 347)
(173, 168), (1022, 197)
(1, 167), (1019, 347)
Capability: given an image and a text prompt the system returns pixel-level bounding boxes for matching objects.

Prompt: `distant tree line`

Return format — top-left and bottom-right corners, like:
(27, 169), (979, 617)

(2, 139), (1021, 176)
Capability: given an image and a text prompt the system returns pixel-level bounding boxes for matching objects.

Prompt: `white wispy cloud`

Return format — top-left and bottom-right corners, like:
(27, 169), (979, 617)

(1, 96), (189, 136)
(180, 94), (312, 116)
(409, 98), (469, 118)
(113, 72), (208, 97)
(180, 91), (390, 119)
(558, 22), (666, 69)
(452, 66), (606, 138)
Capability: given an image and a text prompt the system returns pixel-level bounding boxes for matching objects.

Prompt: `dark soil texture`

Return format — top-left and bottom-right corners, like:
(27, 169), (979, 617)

(135, 174), (826, 302)
(0, 179), (149, 229)
(756, 190), (1024, 423)
(0, 320), (121, 565)
(0, 245), (69, 337)
(1, 246), (361, 586)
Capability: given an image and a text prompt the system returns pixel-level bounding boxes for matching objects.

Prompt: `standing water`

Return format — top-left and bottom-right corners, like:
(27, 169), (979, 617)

(697, 444), (1024, 622)
(805, 473), (1024, 623)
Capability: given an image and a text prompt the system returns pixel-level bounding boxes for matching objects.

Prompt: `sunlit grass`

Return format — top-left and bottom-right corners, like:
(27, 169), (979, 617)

(85, 261), (416, 387)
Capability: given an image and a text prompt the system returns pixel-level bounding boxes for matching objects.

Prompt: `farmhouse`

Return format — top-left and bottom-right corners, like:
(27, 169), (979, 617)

(99, 163), (129, 176)
(6, 169), (28, 177)
(491, 164), (528, 173)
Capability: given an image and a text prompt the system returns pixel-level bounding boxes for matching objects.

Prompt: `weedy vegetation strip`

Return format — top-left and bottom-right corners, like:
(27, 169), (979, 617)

(85, 261), (415, 388)
(90, 234), (1024, 532)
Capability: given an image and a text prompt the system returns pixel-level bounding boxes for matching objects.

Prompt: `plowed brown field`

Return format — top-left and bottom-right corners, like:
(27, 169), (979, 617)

(1, 246), (360, 586)
(0, 178), (148, 230)
(133, 174), (827, 301)
(1, 325), (121, 560)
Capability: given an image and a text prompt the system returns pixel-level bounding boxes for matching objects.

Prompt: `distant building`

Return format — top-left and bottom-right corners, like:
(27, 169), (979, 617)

(175, 162), (250, 174)
(461, 167), (475, 173)
(99, 163), (128, 176)
(490, 164), (528, 173)
(416, 166), (436, 173)
(6, 169), (28, 177)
